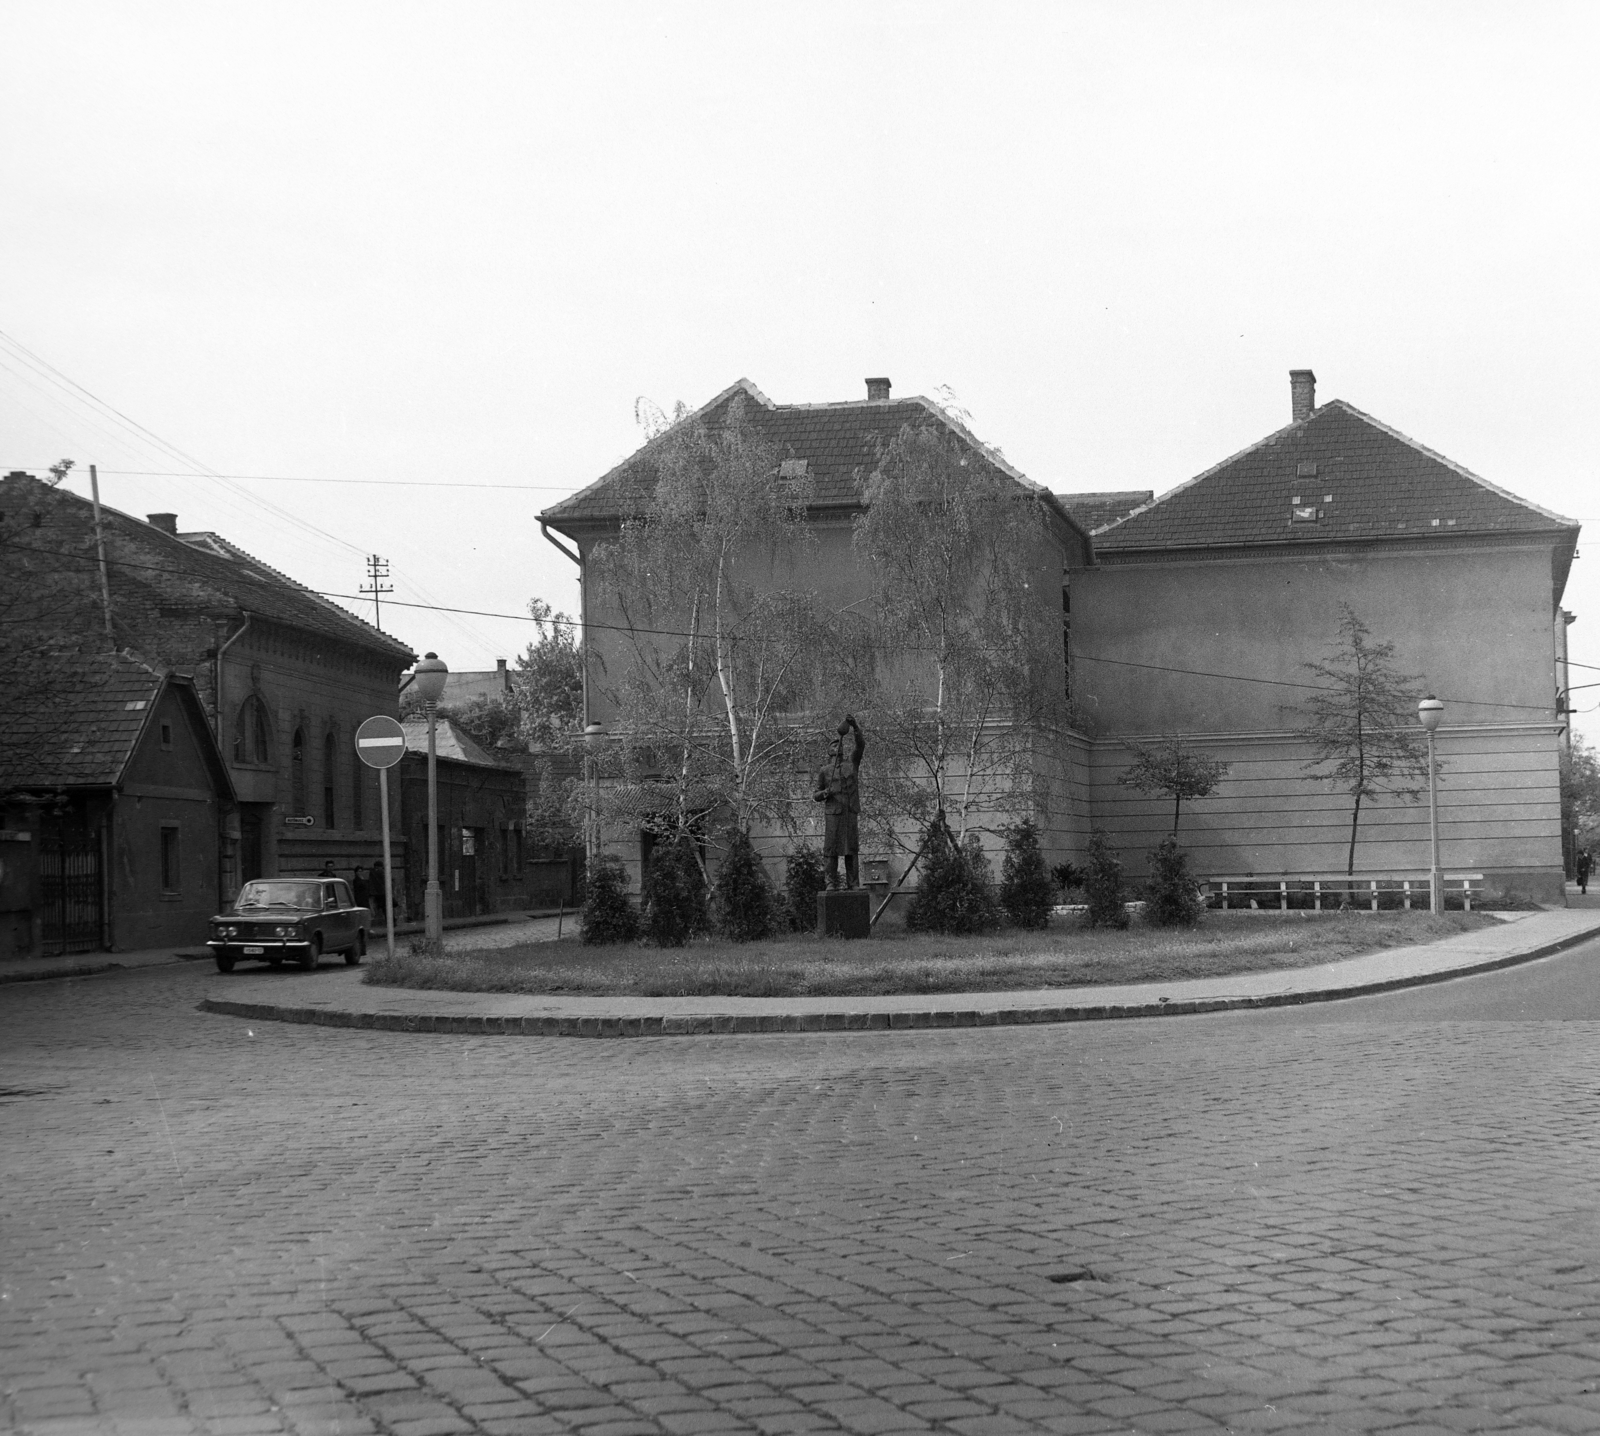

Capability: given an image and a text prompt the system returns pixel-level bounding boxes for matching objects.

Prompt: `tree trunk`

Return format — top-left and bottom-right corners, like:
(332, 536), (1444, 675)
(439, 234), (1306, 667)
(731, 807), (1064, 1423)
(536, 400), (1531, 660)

(1344, 790), (1362, 906)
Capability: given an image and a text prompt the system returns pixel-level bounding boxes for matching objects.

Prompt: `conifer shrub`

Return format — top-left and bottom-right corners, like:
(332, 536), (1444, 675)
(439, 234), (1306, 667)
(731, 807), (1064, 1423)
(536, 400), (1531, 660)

(784, 844), (828, 932)
(713, 827), (776, 941)
(999, 817), (1054, 929)
(1051, 861), (1085, 896)
(1083, 828), (1130, 929)
(580, 854), (639, 946)
(906, 820), (999, 934)
(642, 835), (709, 947)
(1144, 836), (1204, 927)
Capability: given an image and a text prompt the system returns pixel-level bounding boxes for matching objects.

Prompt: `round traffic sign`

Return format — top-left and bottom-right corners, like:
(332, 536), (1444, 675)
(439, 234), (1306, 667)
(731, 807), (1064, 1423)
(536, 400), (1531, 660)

(354, 715), (407, 769)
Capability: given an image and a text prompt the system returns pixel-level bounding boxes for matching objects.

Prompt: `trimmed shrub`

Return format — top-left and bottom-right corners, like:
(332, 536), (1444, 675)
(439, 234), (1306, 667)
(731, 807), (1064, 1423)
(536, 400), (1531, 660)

(642, 835), (709, 947)
(1051, 860), (1085, 896)
(1083, 828), (1129, 930)
(999, 818), (1053, 929)
(1144, 835), (1203, 927)
(580, 854), (639, 946)
(713, 827), (777, 941)
(906, 821), (999, 934)
(784, 844), (828, 933)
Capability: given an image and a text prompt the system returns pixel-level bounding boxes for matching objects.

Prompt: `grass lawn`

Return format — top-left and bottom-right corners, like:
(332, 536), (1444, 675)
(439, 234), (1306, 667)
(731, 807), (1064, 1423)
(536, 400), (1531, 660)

(362, 910), (1495, 998)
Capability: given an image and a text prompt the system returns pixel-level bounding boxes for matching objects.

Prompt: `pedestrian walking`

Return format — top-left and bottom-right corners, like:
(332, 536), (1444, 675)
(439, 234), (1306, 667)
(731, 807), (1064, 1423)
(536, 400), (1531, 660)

(370, 860), (388, 926)
(351, 865), (371, 909)
(1578, 849), (1592, 895)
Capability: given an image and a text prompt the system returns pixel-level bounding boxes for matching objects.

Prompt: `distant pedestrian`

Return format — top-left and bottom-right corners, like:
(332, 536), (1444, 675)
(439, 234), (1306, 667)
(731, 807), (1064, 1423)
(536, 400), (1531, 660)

(1578, 849), (1592, 895)
(370, 860), (388, 924)
(351, 866), (371, 908)
(320, 859), (337, 879)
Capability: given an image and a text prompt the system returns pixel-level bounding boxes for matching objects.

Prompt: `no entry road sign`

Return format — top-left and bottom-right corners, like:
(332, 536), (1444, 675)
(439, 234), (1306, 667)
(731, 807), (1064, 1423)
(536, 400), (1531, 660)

(355, 715), (407, 769)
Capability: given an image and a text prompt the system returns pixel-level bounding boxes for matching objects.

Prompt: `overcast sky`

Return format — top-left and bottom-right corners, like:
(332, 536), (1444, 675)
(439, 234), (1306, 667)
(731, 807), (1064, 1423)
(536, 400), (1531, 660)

(3, 3), (1597, 735)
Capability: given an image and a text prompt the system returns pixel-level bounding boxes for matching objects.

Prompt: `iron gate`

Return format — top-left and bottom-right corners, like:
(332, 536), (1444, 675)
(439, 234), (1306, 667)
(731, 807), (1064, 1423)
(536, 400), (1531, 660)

(40, 837), (102, 955)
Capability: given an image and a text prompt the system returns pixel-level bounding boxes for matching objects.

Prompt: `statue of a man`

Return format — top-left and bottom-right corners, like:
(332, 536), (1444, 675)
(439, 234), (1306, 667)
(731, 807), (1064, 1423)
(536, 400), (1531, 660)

(813, 714), (865, 889)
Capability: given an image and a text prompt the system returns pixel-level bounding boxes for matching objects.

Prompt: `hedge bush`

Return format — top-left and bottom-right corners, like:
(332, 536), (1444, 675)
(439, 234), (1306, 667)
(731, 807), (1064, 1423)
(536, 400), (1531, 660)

(999, 817), (1053, 929)
(1083, 828), (1129, 930)
(642, 835), (709, 947)
(713, 827), (776, 941)
(1144, 835), (1203, 927)
(580, 854), (639, 946)
(906, 821), (999, 934)
(784, 844), (828, 932)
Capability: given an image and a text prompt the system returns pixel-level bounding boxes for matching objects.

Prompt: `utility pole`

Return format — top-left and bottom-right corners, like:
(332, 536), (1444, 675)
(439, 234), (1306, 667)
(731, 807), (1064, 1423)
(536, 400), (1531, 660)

(88, 465), (115, 648)
(361, 554), (392, 631)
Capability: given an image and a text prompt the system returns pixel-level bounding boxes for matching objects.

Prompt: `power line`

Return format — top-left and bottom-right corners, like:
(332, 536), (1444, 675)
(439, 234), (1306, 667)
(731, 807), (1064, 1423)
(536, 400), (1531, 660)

(44, 468), (573, 493)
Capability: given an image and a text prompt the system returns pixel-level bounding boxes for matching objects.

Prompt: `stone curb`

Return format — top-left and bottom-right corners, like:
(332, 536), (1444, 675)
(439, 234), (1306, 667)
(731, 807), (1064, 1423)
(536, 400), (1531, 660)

(197, 920), (1600, 1038)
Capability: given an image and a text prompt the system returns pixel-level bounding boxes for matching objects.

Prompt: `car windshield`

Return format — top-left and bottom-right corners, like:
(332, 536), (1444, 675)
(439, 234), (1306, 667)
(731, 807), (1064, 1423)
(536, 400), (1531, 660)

(235, 881), (322, 911)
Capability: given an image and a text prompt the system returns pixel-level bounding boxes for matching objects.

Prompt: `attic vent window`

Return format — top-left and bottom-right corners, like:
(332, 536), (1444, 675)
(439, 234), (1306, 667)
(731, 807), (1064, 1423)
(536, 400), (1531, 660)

(778, 459), (809, 479)
(1324, 494), (1333, 503)
(124, 700), (148, 711)
(1431, 518), (1441, 527)
(1291, 495), (1301, 504)
(1291, 505), (1319, 524)
(1297, 462), (1318, 478)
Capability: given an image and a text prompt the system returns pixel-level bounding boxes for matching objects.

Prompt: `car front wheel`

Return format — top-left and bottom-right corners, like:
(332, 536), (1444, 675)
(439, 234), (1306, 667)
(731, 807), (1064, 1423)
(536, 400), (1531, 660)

(299, 934), (321, 971)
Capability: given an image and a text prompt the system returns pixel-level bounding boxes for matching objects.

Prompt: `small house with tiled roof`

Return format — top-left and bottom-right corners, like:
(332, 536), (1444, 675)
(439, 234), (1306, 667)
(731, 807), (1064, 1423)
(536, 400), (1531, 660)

(0, 471), (418, 908)
(1074, 371), (1579, 899)
(0, 650), (235, 957)
(393, 716), (533, 921)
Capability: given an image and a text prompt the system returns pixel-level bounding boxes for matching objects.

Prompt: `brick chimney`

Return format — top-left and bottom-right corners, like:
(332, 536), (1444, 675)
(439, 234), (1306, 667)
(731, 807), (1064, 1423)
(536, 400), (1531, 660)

(1290, 370), (1316, 424)
(865, 377), (891, 402)
(497, 657), (509, 691)
(147, 512), (178, 534)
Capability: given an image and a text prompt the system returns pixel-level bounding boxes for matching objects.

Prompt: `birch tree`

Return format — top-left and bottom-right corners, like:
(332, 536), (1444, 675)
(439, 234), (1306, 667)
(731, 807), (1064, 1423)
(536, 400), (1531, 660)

(587, 398), (835, 860)
(852, 423), (1066, 852)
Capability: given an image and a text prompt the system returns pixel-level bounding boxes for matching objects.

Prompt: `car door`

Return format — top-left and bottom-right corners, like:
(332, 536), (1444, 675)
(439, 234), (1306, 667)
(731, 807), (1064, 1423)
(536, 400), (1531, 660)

(324, 881), (353, 949)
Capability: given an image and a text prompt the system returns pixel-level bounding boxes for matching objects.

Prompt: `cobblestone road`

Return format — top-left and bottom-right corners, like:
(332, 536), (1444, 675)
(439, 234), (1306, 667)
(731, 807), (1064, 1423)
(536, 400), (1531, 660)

(6, 950), (1600, 1435)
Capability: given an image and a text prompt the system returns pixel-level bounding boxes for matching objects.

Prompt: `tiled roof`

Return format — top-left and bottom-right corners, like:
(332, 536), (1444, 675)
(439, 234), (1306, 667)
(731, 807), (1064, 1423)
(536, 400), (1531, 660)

(1095, 401), (1577, 553)
(1054, 490), (1154, 534)
(401, 716), (518, 771)
(0, 473), (415, 663)
(1, 649), (167, 789)
(167, 529), (416, 661)
(541, 379), (1078, 534)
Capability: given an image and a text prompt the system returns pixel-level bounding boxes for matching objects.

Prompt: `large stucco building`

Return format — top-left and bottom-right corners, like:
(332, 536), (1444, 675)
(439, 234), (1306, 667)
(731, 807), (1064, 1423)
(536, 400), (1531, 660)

(541, 370), (1577, 905)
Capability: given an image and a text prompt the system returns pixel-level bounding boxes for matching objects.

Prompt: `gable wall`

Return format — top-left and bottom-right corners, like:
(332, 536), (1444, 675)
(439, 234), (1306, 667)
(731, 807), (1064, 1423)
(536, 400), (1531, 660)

(1072, 540), (1565, 898)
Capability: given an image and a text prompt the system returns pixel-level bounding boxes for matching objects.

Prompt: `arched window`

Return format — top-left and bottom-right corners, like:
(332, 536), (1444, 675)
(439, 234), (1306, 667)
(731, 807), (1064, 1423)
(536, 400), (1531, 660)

(233, 695), (271, 765)
(323, 730), (337, 829)
(291, 726), (306, 816)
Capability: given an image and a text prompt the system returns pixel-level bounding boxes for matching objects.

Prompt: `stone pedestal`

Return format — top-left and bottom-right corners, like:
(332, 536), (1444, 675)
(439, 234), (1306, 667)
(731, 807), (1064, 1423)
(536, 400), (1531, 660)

(817, 888), (871, 939)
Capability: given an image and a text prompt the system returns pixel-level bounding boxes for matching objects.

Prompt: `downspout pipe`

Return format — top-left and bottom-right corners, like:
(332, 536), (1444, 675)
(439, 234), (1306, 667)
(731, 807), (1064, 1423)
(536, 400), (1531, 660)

(540, 521), (587, 725)
(214, 612), (253, 742)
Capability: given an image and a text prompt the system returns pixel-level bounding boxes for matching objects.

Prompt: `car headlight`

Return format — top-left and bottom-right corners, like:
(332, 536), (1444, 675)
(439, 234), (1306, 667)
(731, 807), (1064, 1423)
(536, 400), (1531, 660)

(275, 925), (297, 938)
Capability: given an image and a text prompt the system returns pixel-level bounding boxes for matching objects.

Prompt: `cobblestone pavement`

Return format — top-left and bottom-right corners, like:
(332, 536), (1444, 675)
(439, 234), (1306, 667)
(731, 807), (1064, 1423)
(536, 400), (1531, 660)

(6, 950), (1600, 1436)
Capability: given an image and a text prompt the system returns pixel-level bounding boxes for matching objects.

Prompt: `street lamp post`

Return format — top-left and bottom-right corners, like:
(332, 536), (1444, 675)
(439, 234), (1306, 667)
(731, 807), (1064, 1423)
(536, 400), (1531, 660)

(1419, 695), (1444, 914)
(583, 720), (605, 877)
(412, 653), (449, 956)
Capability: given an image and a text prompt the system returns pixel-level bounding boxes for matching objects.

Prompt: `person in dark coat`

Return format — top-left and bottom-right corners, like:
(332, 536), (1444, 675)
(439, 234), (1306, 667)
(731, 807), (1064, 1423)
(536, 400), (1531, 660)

(369, 860), (388, 925)
(1578, 848), (1592, 895)
(813, 715), (865, 890)
(351, 866), (371, 909)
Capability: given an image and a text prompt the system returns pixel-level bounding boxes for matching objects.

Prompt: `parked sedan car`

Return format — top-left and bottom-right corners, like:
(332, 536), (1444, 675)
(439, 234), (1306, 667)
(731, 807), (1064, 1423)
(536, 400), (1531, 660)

(209, 878), (370, 972)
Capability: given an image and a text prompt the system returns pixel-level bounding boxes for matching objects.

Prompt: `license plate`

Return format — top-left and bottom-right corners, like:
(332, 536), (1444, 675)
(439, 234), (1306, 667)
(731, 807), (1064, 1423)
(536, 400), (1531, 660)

(243, 945), (264, 955)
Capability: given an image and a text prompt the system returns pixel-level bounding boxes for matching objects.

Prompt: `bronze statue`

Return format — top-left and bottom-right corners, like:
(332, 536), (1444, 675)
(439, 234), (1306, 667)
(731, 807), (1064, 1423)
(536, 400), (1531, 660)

(813, 715), (865, 889)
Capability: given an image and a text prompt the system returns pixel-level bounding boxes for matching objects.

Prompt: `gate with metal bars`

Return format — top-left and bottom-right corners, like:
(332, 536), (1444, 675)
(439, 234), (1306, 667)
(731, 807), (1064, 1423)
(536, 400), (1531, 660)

(40, 837), (103, 955)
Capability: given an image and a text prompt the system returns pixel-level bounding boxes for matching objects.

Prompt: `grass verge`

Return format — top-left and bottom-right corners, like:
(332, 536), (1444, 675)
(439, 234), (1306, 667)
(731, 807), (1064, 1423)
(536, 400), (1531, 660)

(362, 910), (1494, 998)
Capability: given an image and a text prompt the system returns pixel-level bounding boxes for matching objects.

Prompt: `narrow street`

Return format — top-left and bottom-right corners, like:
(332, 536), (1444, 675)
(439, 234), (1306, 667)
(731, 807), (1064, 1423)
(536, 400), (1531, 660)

(5, 942), (1600, 1435)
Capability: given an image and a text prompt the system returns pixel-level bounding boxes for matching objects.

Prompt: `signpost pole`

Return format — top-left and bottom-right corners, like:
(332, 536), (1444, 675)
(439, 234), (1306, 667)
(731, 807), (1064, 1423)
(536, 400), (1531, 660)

(379, 765), (396, 962)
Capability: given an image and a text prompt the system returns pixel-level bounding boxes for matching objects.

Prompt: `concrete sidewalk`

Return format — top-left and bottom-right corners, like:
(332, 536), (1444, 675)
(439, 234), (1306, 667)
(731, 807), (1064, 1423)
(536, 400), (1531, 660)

(196, 906), (1600, 1038)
